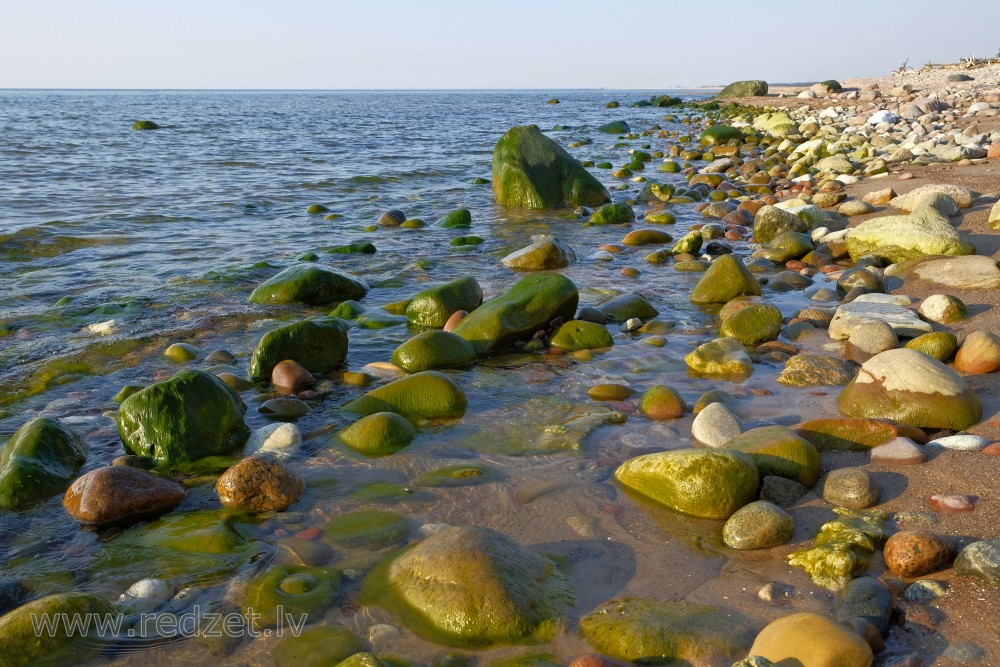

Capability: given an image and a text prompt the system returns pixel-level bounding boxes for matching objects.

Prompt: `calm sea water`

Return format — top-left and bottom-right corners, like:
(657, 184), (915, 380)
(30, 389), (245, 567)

(0, 91), (832, 665)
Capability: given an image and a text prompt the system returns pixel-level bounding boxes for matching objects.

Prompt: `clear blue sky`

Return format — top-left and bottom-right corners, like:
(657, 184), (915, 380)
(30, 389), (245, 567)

(2, 0), (999, 89)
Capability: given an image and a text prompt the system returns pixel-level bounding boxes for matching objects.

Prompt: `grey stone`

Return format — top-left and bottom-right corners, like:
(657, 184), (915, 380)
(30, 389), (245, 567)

(822, 467), (880, 509)
(954, 539), (1000, 586)
(835, 576), (892, 633)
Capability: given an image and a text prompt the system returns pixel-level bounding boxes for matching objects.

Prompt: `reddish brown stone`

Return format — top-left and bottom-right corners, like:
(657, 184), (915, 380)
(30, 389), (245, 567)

(216, 455), (304, 512)
(884, 530), (952, 577)
(928, 494), (977, 514)
(954, 331), (1000, 374)
(599, 244), (624, 254)
(443, 310), (467, 332)
(983, 443), (1000, 456)
(63, 466), (185, 527)
(988, 140), (1000, 160)
(272, 359), (315, 393)
(796, 418), (928, 452)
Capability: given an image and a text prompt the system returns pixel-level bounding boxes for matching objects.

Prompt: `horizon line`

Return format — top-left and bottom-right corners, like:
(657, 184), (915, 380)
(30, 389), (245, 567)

(0, 86), (725, 93)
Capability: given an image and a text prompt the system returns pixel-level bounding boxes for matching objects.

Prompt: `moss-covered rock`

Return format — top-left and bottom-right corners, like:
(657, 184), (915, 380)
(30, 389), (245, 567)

(248, 317), (349, 380)
(339, 412), (416, 456)
(437, 208), (473, 228)
(684, 337), (753, 381)
(719, 304), (782, 346)
(589, 203), (635, 225)
(639, 386), (686, 420)
(794, 418), (926, 452)
(598, 120), (630, 134)
(325, 509), (408, 550)
(615, 448), (758, 519)
(412, 464), (496, 487)
(362, 526), (572, 647)
(904, 331), (959, 361)
(326, 242), (376, 255)
(726, 425), (821, 487)
(271, 626), (365, 667)
(548, 321), (613, 351)
(406, 277), (484, 329)
(452, 275), (578, 356)
(776, 353), (854, 388)
(723, 501), (794, 549)
(580, 598), (755, 665)
(242, 565), (341, 627)
(787, 508), (888, 591)
(845, 206), (975, 263)
(0, 418), (87, 510)
(502, 237), (575, 270)
(699, 124), (743, 146)
(753, 206), (809, 245)
(132, 120), (160, 130)
(343, 371), (466, 420)
(597, 293), (658, 322)
(492, 125), (610, 209)
(249, 265), (369, 306)
(0, 592), (115, 667)
(117, 370), (249, 463)
(392, 331), (477, 372)
(717, 80), (768, 98)
(689, 255), (761, 305)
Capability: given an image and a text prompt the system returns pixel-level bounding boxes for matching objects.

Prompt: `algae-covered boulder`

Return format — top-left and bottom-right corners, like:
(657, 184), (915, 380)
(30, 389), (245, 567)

(549, 321), (613, 351)
(0, 592), (115, 667)
(437, 208), (473, 228)
(339, 412), (416, 456)
(0, 418), (87, 510)
(242, 565), (340, 627)
(717, 80), (768, 98)
(845, 206), (975, 263)
(794, 418), (926, 452)
(363, 525), (572, 647)
(271, 626), (365, 667)
(249, 265), (369, 306)
(726, 425), (821, 488)
(391, 331), (477, 372)
(580, 599), (755, 665)
(689, 255), (761, 305)
(325, 509), (408, 550)
(699, 125), (743, 146)
(406, 277), (484, 328)
(132, 120), (159, 130)
(248, 317), (349, 380)
(117, 370), (250, 463)
(502, 237), (576, 270)
(452, 274), (578, 356)
(719, 304), (782, 346)
(492, 125), (611, 209)
(753, 205), (809, 244)
(342, 371), (467, 420)
(685, 337), (753, 381)
(615, 448), (759, 519)
(589, 203), (635, 225)
(839, 348), (982, 430)
(749, 612), (873, 667)
(598, 120), (630, 134)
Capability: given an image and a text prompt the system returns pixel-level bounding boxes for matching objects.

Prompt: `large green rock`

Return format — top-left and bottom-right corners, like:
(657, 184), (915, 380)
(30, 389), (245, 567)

(699, 125), (743, 146)
(579, 598), (756, 665)
(717, 80), (769, 98)
(339, 412), (416, 456)
(719, 304), (782, 346)
(392, 330), (477, 372)
(590, 203), (635, 225)
(689, 255), (761, 305)
(726, 425), (821, 488)
(0, 418), (87, 510)
(452, 275), (578, 356)
(406, 277), (484, 328)
(845, 205), (975, 263)
(242, 565), (341, 627)
(502, 237), (575, 270)
(615, 448), (759, 519)
(598, 120), (630, 134)
(492, 125), (611, 209)
(117, 370), (250, 463)
(248, 317), (349, 380)
(0, 592), (115, 667)
(549, 321), (613, 351)
(342, 371), (467, 420)
(249, 265), (369, 306)
(363, 526), (572, 647)
(839, 348), (981, 430)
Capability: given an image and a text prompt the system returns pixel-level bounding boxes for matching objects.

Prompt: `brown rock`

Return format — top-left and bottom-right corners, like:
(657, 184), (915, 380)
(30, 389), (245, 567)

(216, 455), (304, 512)
(63, 466), (186, 527)
(588, 383), (635, 401)
(928, 493), (976, 514)
(272, 359), (315, 393)
(983, 443), (1000, 456)
(954, 331), (1000, 373)
(846, 617), (885, 654)
(884, 530), (952, 577)
(987, 140), (1000, 160)
(443, 310), (467, 332)
(863, 188), (897, 206)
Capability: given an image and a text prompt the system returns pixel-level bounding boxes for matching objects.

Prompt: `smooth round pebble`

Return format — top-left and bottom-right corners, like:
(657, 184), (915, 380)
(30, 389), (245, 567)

(690, 401), (742, 447)
(822, 467), (879, 509)
(245, 422), (302, 458)
(722, 500), (794, 550)
(927, 434), (989, 451)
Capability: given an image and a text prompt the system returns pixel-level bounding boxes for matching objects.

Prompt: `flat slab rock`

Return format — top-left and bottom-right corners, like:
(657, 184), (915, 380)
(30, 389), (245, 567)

(927, 434), (989, 451)
(889, 255), (1000, 290)
(829, 300), (932, 340)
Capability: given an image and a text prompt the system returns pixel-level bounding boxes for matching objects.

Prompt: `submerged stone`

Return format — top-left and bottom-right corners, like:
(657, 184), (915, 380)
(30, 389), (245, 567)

(719, 304), (781, 346)
(0, 417), (88, 510)
(392, 330), (477, 372)
(0, 593), (115, 667)
(242, 565), (340, 627)
(406, 277), (484, 329)
(342, 371), (467, 420)
(271, 626), (365, 667)
(325, 509), (408, 550)
(339, 412), (416, 456)
(249, 265), (369, 306)
(685, 337), (753, 380)
(248, 317), (349, 380)
(549, 321), (613, 351)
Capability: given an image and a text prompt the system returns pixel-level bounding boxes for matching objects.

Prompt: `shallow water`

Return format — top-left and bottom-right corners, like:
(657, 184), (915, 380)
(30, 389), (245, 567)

(0, 90), (839, 665)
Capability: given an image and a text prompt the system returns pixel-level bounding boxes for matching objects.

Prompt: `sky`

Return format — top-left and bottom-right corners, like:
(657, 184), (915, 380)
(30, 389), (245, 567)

(2, 0), (1000, 90)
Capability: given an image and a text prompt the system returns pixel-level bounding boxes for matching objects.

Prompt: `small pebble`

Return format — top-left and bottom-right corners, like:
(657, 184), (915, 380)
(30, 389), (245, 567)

(871, 437), (925, 465)
(905, 579), (948, 601)
(620, 318), (642, 333)
(928, 493), (977, 514)
(927, 434), (989, 451)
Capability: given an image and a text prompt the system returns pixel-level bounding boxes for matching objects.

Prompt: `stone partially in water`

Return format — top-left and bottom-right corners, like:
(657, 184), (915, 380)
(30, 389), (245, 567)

(749, 612), (873, 667)
(691, 401), (742, 447)
(339, 412), (416, 456)
(787, 508), (888, 591)
(249, 265), (369, 306)
(726, 425), (820, 488)
(838, 349), (982, 430)
(242, 565), (340, 627)
(0, 417), (88, 510)
(597, 293), (658, 322)
(392, 331), (477, 372)
(342, 371), (466, 420)
(549, 321), (613, 351)
(639, 385), (686, 420)
(719, 304), (782, 346)
(63, 465), (185, 527)
(753, 205), (808, 244)
(717, 80), (768, 98)
(502, 237), (576, 270)
(406, 277), (484, 329)
(245, 423), (302, 458)
(689, 255), (761, 305)
(215, 455), (304, 512)
(271, 626), (365, 667)
(699, 124), (743, 145)
(579, 598), (755, 665)
(248, 317), (349, 381)
(685, 337), (753, 380)
(492, 125), (610, 209)
(452, 274), (578, 356)
(590, 203), (635, 225)
(0, 592), (115, 667)
(615, 448), (759, 519)
(272, 360), (315, 393)
(723, 501), (794, 549)
(364, 526), (572, 647)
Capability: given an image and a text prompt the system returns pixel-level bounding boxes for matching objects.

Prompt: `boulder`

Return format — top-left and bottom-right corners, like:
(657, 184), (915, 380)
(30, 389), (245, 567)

(452, 275), (578, 355)
(726, 425), (821, 487)
(339, 412), (416, 456)
(615, 448), (759, 519)
(749, 612), (873, 667)
(342, 371), (467, 420)
(794, 418), (926, 452)
(723, 500), (794, 549)
(117, 370), (250, 463)
(590, 203), (635, 225)
(216, 455), (304, 512)
(549, 321), (613, 351)
(406, 277), (484, 329)
(845, 207), (974, 263)
(890, 184), (975, 210)
(248, 317), (349, 380)
(597, 293), (658, 321)
(63, 465), (185, 526)
(0, 593), (115, 667)
(391, 331), (477, 372)
(889, 254), (1000, 290)
(0, 418), (87, 510)
(684, 337), (753, 380)
(753, 205), (809, 244)
(502, 237), (575, 270)
(492, 125), (611, 209)
(249, 265), (369, 306)
(717, 80), (769, 98)
(720, 304), (782, 346)
(839, 348), (982, 430)
(689, 255), (761, 305)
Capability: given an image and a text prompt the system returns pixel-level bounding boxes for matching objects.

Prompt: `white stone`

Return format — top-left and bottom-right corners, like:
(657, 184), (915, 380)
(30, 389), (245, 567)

(245, 422), (302, 458)
(894, 255), (1000, 290)
(586, 251), (614, 261)
(869, 110), (900, 125)
(919, 294), (964, 323)
(819, 229), (849, 243)
(890, 184), (975, 209)
(829, 301), (932, 340)
(851, 293), (913, 306)
(119, 579), (172, 613)
(691, 402), (743, 447)
(927, 434), (989, 451)
(853, 348), (964, 396)
(86, 319), (116, 335)
(871, 437), (925, 465)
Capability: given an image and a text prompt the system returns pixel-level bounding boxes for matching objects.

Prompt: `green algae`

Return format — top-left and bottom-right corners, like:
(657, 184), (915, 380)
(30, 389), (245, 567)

(787, 508), (889, 591)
